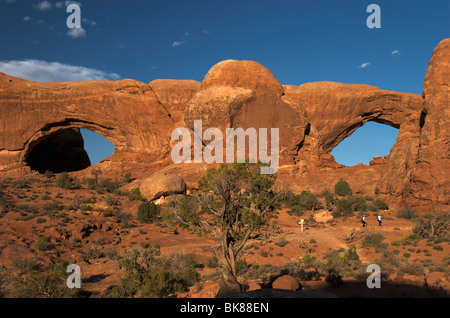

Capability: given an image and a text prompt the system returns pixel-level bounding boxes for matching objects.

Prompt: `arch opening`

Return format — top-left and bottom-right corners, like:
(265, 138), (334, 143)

(25, 128), (115, 174)
(330, 121), (399, 167)
(80, 128), (115, 165)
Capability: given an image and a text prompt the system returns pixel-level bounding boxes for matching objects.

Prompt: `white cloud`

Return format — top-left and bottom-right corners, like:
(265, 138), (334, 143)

(171, 41), (184, 48)
(67, 27), (86, 38)
(0, 59), (121, 82)
(82, 18), (96, 26)
(357, 62), (371, 69)
(171, 32), (189, 48)
(23, 16), (31, 22)
(35, 1), (52, 10)
(391, 49), (401, 55)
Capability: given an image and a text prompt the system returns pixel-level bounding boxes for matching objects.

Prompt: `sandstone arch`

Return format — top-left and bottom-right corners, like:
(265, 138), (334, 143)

(0, 74), (176, 171)
(0, 38), (448, 209)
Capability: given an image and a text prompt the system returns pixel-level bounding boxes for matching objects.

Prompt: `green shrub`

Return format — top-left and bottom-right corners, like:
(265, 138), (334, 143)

(413, 211), (449, 239)
(137, 202), (160, 224)
(397, 208), (418, 220)
(10, 259), (81, 298)
(56, 172), (71, 189)
(374, 198), (389, 210)
(164, 196), (199, 229)
(35, 236), (53, 251)
(123, 173), (132, 183)
(333, 198), (353, 217)
(334, 180), (352, 197)
(13, 180), (29, 189)
(323, 190), (336, 209)
(111, 246), (199, 298)
(128, 188), (144, 201)
(347, 195), (367, 212)
(96, 178), (121, 194)
(275, 237), (289, 247)
(362, 233), (387, 252)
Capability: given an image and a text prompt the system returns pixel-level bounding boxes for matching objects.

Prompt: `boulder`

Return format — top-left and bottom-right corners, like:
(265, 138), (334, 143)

(313, 210), (333, 223)
(140, 173), (186, 201)
(271, 275), (301, 291)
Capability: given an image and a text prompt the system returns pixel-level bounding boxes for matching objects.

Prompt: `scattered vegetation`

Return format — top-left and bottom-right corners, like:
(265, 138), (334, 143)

(111, 245), (199, 298)
(137, 202), (160, 224)
(334, 180), (352, 197)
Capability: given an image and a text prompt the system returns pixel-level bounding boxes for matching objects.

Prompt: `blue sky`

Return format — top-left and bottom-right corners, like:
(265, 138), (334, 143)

(1, 0), (449, 165)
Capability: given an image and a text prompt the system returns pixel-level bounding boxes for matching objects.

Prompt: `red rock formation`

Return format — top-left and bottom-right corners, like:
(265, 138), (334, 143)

(0, 39), (448, 210)
(0, 74), (173, 171)
(184, 60), (310, 165)
(409, 38), (450, 208)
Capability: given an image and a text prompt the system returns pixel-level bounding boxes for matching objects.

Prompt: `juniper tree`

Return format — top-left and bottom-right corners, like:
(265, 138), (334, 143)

(167, 162), (282, 295)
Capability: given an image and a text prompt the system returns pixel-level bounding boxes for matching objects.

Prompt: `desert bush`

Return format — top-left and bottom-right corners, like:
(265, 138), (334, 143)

(413, 210), (449, 239)
(392, 232), (422, 246)
(35, 236), (53, 251)
(55, 173), (71, 189)
(137, 202), (160, 224)
(44, 170), (54, 179)
(286, 191), (321, 213)
(323, 190), (337, 209)
(13, 179), (29, 189)
(374, 198), (389, 210)
(347, 195), (367, 212)
(274, 237), (289, 247)
(11, 259), (81, 298)
(333, 198), (353, 217)
(111, 245), (198, 298)
(398, 262), (424, 277)
(0, 189), (13, 215)
(105, 195), (119, 208)
(0, 266), (9, 297)
(95, 178), (121, 194)
(334, 180), (352, 197)
(164, 196), (199, 229)
(82, 247), (104, 261)
(397, 208), (418, 220)
(128, 188), (144, 201)
(325, 269), (343, 287)
(123, 173), (132, 183)
(362, 233), (387, 252)
(321, 246), (362, 277)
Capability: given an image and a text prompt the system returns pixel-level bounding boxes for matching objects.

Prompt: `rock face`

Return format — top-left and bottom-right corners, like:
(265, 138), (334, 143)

(409, 38), (450, 207)
(140, 173), (187, 201)
(184, 60), (309, 165)
(0, 38), (449, 209)
(0, 75), (174, 171)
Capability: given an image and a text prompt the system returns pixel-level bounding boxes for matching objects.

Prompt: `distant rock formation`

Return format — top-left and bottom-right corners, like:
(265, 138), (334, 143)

(0, 38), (448, 210)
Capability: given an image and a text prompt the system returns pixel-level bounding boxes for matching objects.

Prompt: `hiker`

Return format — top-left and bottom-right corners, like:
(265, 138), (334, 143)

(377, 214), (382, 226)
(361, 215), (367, 228)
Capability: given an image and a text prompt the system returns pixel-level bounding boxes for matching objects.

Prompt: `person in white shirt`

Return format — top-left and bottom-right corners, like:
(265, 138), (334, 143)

(377, 214), (382, 226)
(361, 215), (367, 228)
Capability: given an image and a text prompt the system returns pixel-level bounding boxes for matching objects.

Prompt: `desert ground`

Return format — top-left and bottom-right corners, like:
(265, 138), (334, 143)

(0, 169), (448, 298)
